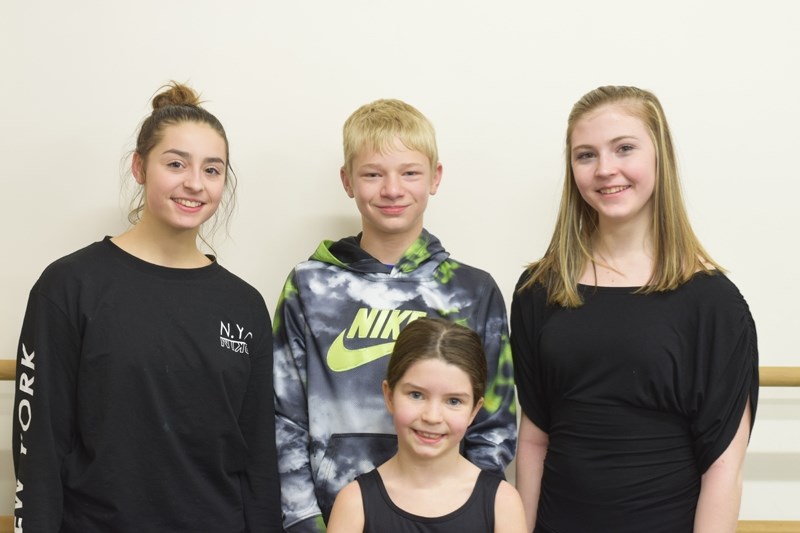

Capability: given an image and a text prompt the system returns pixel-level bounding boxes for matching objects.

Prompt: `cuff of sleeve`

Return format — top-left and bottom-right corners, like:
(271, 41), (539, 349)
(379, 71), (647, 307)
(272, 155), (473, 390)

(286, 515), (326, 533)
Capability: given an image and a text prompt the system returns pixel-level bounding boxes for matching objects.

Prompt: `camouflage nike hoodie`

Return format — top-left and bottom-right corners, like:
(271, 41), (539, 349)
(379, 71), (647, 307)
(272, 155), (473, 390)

(273, 230), (517, 533)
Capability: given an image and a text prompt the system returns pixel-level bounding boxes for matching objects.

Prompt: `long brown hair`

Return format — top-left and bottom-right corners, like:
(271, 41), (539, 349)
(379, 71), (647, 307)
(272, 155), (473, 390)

(521, 86), (721, 307)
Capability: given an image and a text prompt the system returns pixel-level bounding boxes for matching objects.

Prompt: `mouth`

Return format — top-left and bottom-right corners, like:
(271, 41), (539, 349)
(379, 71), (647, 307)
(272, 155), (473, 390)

(413, 429), (445, 443)
(173, 198), (205, 208)
(599, 185), (630, 195)
(378, 205), (408, 215)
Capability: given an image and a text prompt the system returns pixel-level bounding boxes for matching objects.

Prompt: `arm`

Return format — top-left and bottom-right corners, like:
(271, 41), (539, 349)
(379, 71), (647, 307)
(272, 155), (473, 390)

(494, 480), (528, 533)
(693, 400), (751, 533)
(515, 413), (548, 532)
(326, 481), (364, 533)
(464, 280), (517, 473)
(240, 301), (282, 532)
(13, 288), (80, 532)
(273, 275), (327, 533)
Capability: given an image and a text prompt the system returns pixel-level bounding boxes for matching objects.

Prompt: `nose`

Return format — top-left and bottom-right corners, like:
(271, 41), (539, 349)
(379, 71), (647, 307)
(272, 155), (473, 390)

(595, 153), (617, 178)
(421, 401), (443, 423)
(381, 174), (403, 198)
(183, 168), (204, 191)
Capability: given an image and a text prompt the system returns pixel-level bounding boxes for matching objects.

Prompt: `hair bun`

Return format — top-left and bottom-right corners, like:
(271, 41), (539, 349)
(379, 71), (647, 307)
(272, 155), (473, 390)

(151, 81), (202, 110)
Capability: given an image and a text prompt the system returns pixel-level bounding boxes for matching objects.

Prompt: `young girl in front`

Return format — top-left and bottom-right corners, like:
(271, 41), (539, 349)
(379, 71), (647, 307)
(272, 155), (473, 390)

(511, 86), (758, 532)
(12, 82), (281, 531)
(327, 318), (526, 533)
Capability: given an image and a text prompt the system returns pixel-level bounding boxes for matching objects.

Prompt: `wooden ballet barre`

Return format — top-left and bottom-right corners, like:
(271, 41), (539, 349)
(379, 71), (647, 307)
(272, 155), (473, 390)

(760, 367), (800, 387)
(737, 520), (800, 532)
(0, 360), (14, 381)
(2, 361), (799, 385)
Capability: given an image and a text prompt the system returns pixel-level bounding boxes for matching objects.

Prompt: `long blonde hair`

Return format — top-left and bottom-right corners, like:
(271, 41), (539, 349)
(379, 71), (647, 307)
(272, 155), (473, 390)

(521, 86), (720, 307)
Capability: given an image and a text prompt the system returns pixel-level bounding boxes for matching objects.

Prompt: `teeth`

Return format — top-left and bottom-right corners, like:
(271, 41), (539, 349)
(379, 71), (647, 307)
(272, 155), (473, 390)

(600, 186), (628, 195)
(175, 199), (202, 207)
(417, 431), (442, 439)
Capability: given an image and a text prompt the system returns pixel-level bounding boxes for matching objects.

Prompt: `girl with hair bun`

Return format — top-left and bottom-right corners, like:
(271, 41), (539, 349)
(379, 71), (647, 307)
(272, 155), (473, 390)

(511, 86), (758, 532)
(12, 82), (281, 531)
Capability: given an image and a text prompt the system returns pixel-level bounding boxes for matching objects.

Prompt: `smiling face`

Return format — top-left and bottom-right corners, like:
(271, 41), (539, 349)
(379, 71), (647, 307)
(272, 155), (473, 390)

(383, 358), (483, 462)
(133, 121), (227, 235)
(570, 103), (657, 231)
(341, 138), (442, 253)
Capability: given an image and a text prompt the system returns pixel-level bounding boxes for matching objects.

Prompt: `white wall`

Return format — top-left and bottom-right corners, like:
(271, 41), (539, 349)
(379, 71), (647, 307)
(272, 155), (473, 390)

(2, 0), (798, 520)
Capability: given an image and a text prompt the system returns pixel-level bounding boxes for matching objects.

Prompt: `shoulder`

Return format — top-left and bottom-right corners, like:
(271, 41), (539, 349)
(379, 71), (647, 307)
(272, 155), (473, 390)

(327, 480), (365, 533)
(492, 480), (527, 533)
(438, 257), (504, 300)
(215, 265), (266, 302)
(34, 239), (108, 290)
(209, 268), (271, 331)
(684, 271), (740, 295)
(511, 270), (548, 311)
(677, 272), (751, 315)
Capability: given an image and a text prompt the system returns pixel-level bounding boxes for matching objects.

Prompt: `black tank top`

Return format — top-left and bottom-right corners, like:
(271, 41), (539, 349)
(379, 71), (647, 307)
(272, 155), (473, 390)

(357, 469), (501, 532)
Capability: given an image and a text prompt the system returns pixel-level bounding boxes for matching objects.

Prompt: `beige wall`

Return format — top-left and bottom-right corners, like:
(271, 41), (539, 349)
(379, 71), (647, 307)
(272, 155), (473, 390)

(2, 0), (798, 520)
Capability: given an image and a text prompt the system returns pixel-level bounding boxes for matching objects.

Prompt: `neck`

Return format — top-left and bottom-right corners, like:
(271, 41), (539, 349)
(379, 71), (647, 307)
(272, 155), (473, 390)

(359, 229), (421, 265)
(386, 446), (467, 486)
(587, 219), (654, 286)
(593, 222), (653, 259)
(112, 219), (210, 268)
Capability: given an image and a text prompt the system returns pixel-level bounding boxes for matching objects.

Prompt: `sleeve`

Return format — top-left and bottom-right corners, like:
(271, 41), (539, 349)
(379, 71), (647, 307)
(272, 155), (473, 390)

(509, 275), (551, 432)
(13, 286), (80, 532)
(240, 297), (282, 532)
(462, 275), (517, 474)
(689, 277), (759, 473)
(272, 273), (326, 533)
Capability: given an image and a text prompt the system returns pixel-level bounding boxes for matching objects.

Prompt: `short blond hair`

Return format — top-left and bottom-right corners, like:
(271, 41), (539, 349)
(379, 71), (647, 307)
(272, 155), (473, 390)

(342, 99), (438, 175)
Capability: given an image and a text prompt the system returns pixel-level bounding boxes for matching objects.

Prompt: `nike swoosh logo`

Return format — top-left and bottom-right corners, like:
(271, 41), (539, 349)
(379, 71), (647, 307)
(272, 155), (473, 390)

(327, 330), (395, 372)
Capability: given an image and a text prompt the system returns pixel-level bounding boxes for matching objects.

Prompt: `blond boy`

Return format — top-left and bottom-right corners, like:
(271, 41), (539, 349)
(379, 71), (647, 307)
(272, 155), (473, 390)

(273, 99), (516, 532)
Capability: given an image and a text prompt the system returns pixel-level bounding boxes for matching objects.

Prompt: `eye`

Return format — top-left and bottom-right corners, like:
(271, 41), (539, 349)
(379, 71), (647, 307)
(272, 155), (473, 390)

(167, 161), (185, 169)
(446, 398), (463, 407)
(618, 144), (635, 154)
(403, 170), (421, 177)
(408, 391), (423, 400)
(362, 172), (381, 179)
(574, 151), (595, 162)
(205, 166), (223, 176)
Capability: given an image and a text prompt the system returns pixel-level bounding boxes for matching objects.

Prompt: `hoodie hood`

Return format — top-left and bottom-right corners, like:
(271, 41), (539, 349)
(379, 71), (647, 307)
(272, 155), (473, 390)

(310, 229), (449, 277)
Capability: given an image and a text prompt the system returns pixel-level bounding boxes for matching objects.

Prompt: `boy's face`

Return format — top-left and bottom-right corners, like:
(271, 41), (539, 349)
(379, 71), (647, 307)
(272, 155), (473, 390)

(341, 139), (442, 248)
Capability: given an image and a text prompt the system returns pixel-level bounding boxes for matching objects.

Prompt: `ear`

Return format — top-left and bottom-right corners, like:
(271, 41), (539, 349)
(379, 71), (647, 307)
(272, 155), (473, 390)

(429, 162), (443, 195)
(340, 166), (354, 198)
(468, 396), (484, 426)
(382, 380), (395, 415)
(132, 152), (146, 185)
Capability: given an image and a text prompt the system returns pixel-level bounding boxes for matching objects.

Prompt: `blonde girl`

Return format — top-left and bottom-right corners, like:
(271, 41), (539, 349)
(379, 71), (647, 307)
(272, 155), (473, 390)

(511, 86), (758, 533)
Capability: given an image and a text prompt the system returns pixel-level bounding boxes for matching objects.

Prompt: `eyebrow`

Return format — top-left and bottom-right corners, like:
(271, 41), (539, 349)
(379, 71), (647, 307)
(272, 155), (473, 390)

(572, 135), (639, 153)
(358, 161), (425, 170)
(401, 382), (472, 398)
(162, 149), (225, 165)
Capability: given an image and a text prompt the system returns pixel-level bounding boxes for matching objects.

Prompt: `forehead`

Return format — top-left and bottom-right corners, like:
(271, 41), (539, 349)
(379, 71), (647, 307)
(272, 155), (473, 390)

(353, 139), (431, 168)
(571, 103), (648, 143)
(398, 358), (473, 389)
(156, 121), (227, 155)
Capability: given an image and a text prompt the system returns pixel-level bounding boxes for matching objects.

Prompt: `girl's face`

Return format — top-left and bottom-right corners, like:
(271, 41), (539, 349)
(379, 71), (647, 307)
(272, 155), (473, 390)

(570, 104), (657, 231)
(133, 121), (227, 235)
(383, 358), (483, 462)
